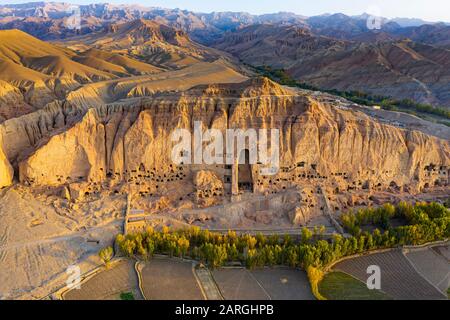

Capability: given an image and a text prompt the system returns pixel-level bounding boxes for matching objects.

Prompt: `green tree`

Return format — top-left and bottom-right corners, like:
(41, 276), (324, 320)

(99, 246), (114, 268)
(245, 248), (258, 269)
(122, 239), (136, 257)
(226, 243), (239, 262)
(201, 243), (228, 268)
(145, 238), (155, 258)
(285, 246), (298, 267)
(177, 237), (190, 258)
(301, 227), (313, 244)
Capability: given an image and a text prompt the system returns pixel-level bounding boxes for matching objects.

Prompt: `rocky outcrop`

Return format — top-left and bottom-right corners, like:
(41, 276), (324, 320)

(0, 80), (34, 121)
(289, 206), (311, 226)
(9, 79), (450, 197)
(288, 187), (318, 225)
(0, 100), (76, 167)
(194, 170), (224, 207)
(19, 109), (106, 185)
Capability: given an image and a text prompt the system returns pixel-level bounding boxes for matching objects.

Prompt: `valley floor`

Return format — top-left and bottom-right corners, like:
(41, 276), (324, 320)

(0, 184), (448, 299)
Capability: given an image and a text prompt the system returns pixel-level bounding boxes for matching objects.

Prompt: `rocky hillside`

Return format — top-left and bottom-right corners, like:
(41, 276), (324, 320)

(392, 23), (450, 49)
(1, 3), (449, 109)
(213, 24), (450, 108)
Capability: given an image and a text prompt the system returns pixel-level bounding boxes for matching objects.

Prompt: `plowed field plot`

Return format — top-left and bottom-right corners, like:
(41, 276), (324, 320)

(140, 257), (204, 300)
(212, 267), (314, 300)
(64, 260), (143, 300)
(405, 245), (450, 293)
(212, 268), (270, 300)
(334, 249), (447, 300)
(432, 244), (450, 260)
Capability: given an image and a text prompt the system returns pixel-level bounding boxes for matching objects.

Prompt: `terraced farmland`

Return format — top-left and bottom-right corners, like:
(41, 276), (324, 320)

(333, 249), (447, 300)
(432, 245), (450, 260)
(405, 244), (450, 293)
(212, 268), (271, 300)
(63, 260), (143, 300)
(140, 257), (205, 300)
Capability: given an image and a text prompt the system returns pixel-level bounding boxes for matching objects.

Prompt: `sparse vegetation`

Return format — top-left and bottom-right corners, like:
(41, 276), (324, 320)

(119, 291), (135, 300)
(251, 64), (450, 121)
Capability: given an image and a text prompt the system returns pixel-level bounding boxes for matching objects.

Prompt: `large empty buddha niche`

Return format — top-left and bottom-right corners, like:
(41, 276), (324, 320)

(238, 149), (253, 192)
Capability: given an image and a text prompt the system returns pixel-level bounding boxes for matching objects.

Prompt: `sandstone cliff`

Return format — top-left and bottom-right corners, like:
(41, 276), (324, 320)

(14, 78), (449, 196)
(0, 135), (13, 188)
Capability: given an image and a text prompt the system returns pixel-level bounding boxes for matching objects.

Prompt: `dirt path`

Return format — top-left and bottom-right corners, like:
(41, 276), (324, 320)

(0, 220), (123, 252)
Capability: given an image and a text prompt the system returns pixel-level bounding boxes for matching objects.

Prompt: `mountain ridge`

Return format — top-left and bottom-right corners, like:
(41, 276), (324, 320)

(213, 24), (450, 108)
(1, 2), (448, 45)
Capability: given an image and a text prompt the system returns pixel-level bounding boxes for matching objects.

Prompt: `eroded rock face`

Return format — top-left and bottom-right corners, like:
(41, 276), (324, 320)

(9, 78), (450, 198)
(289, 206), (311, 226)
(19, 109), (106, 185)
(0, 80), (34, 121)
(0, 138), (13, 188)
(194, 170), (224, 207)
(288, 187), (319, 226)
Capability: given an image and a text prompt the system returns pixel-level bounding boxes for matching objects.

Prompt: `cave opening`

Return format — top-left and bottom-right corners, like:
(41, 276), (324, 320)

(238, 149), (253, 192)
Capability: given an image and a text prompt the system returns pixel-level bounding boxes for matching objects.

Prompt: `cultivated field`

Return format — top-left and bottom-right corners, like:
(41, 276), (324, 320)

(251, 268), (315, 300)
(333, 249), (447, 300)
(64, 260), (143, 300)
(212, 268), (270, 300)
(319, 271), (391, 300)
(432, 244), (450, 260)
(212, 267), (314, 300)
(140, 257), (205, 300)
(405, 244), (450, 293)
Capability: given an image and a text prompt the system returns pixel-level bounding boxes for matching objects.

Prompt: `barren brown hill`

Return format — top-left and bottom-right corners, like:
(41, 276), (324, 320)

(62, 19), (223, 69)
(393, 23), (450, 49)
(0, 29), (113, 116)
(0, 29), (115, 83)
(305, 13), (400, 40)
(0, 29), (170, 120)
(0, 15), (103, 40)
(214, 24), (450, 107)
(0, 80), (33, 121)
(72, 48), (163, 76)
(65, 59), (248, 108)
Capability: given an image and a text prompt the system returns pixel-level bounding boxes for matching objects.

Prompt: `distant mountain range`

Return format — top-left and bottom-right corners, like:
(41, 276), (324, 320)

(0, 2), (449, 108)
(0, 18), (243, 120)
(214, 24), (450, 107)
(1, 2), (449, 45)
